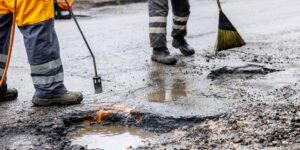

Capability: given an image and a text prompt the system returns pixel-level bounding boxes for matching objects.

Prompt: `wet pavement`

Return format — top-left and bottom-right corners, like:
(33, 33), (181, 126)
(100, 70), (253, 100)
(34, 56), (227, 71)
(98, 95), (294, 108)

(1, 0), (300, 149)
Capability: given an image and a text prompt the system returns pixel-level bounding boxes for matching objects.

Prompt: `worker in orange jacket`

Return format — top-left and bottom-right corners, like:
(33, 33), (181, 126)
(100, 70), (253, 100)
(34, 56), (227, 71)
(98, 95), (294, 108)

(0, 0), (83, 106)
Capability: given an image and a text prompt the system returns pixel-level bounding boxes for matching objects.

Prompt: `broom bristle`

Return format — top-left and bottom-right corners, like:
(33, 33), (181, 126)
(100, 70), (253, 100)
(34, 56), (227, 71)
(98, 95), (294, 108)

(216, 11), (245, 52)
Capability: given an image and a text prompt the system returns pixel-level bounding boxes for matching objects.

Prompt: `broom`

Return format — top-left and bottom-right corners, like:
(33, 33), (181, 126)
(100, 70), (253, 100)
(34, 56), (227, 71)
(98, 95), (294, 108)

(216, 0), (245, 53)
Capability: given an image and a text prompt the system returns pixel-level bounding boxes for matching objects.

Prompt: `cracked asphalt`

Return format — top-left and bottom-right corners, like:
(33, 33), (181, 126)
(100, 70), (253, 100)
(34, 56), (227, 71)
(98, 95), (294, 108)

(1, 0), (300, 149)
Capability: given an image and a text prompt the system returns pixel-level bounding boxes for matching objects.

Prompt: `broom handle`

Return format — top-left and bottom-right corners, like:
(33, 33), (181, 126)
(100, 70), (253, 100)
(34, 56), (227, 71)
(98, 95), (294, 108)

(217, 0), (222, 11)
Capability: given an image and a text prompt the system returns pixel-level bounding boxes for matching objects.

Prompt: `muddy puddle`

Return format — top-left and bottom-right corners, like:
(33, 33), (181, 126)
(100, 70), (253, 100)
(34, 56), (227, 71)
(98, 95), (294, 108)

(70, 125), (153, 149)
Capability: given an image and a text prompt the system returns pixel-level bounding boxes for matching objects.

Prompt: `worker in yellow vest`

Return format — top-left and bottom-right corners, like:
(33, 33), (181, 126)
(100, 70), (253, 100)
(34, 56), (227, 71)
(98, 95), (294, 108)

(0, 0), (83, 106)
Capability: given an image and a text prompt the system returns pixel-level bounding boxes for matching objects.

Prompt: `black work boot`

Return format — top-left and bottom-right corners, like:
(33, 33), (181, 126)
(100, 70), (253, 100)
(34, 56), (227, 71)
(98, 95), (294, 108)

(172, 37), (195, 56)
(151, 47), (177, 65)
(0, 88), (18, 102)
(32, 91), (83, 106)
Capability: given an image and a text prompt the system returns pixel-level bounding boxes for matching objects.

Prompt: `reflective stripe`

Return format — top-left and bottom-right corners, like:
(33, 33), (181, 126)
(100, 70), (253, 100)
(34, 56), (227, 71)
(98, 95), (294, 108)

(30, 59), (62, 74)
(32, 73), (64, 85)
(0, 54), (7, 63)
(173, 16), (189, 22)
(173, 25), (186, 30)
(150, 17), (167, 23)
(150, 27), (166, 34)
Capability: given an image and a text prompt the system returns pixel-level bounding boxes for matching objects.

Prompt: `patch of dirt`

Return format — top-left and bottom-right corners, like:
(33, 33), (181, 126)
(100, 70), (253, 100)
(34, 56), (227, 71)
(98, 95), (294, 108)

(137, 87), (300, 149)
(208, 64), (281, 80)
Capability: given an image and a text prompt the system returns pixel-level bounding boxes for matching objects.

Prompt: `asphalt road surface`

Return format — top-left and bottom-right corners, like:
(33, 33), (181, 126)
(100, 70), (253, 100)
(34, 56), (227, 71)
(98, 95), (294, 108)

(1, 1), (300, 149)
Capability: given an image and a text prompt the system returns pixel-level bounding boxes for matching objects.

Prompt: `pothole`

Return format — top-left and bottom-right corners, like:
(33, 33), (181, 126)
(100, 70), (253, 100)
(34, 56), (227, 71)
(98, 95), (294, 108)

(0, 105), (222, 149)
(70, 124), (153, 149)
(208, 63), (281, 80)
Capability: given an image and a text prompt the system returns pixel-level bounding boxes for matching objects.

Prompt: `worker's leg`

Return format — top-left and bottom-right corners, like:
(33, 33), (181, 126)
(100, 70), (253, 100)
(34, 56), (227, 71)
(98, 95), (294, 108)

(0, 14), (12, 93)
(2, 0), (64, 98)
(171, 0), (190, 38)
(0, 13), (18, 101)
(148, 0), (168, 48)
(148, 0), (177, 65)
(171, 0), (195, 56)
(19, 19), (67, 98)
(12, 0), (82, 105)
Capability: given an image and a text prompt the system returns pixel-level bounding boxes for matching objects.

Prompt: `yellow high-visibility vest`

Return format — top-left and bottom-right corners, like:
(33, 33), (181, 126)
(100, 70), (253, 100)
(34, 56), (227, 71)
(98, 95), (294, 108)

(0, 0), (54, 26)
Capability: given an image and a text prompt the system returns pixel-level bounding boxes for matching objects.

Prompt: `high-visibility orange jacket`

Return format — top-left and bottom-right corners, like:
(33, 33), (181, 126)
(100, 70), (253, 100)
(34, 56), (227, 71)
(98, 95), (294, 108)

(0, 0), (54, 26)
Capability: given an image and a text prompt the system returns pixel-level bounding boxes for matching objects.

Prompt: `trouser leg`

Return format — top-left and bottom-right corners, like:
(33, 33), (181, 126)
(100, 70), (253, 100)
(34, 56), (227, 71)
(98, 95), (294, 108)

(171, 0), (190, 38)
(19, 19), (67, 98)
(0, 14), (12, 94)
(148, 0), (169, 48)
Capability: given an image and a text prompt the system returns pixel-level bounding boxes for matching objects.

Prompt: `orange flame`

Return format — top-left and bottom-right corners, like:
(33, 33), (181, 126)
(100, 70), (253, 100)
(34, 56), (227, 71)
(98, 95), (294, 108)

(95, 110), (109, 123)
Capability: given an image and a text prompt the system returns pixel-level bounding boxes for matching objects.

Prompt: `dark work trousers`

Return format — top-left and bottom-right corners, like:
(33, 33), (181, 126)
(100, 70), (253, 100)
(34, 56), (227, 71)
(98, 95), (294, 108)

(148, 0), (190, 48)
(0, 14), (67, 98)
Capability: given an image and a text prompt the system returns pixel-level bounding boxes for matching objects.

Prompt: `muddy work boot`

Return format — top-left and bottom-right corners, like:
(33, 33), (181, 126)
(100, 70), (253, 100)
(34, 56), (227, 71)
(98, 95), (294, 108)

(151, 47), (177, 65)
(172, 37), (195, 56)
(0, 88), (18, 102)
(32, 91), (83, 106)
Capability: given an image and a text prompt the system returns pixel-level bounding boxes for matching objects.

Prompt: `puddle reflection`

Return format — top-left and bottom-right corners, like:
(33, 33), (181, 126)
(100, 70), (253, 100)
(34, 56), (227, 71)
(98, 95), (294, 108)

(148, 82), (188, 102)
(148, 65), (189, 102)
(70, 125), (152, 150)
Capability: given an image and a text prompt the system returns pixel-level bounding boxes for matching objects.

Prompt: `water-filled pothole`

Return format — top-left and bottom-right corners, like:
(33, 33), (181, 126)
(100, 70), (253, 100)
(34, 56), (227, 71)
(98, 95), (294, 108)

(70, 125), (153, 149)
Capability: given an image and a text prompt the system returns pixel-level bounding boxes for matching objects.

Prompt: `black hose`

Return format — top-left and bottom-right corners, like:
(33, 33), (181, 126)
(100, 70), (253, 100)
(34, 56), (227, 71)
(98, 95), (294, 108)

(64, 0), (99, 77)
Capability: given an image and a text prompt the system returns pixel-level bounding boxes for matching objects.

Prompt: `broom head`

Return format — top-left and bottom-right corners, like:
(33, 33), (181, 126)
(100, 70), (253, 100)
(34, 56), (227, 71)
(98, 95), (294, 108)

(216, 11), (245, 52)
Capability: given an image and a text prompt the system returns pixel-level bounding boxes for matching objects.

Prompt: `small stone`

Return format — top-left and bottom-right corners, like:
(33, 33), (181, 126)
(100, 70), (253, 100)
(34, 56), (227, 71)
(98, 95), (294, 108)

(181, 125), (189, 130)
(232, 124), (238, 130)
(282, 141), (288, 145)
(233, 136), (242, 143)
(259, 137), (266, 143)
(291, 109), (297, 113)
(210, 144), (217, 148)
(272, 140), (279, 146)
